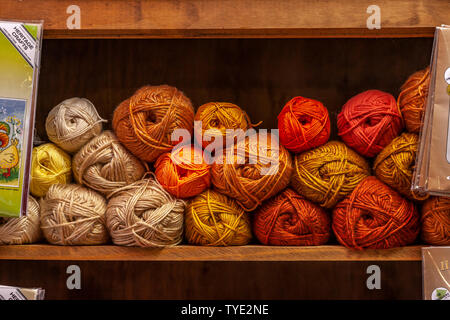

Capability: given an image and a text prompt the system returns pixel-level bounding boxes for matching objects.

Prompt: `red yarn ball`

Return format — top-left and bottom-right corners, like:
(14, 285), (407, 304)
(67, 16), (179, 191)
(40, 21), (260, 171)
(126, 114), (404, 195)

(278, 96), (330, 153)
(253, 188), (331, 246)
(337, 90), (403, 158)
(332, 176), (419, 250)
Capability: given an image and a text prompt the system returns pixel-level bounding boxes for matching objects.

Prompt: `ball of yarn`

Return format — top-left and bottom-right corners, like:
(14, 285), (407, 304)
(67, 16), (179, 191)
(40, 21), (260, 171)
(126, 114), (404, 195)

(106, 177), (185, 247)
(194, 102), (254, 149)
(72, 130), (147, 196)
(30, 143), (72, 198)
(337, 90), (403, 158)
(155, 145), (210, 198)
(0, 196), (42, 245)
(185, 189), (252, 246)
(46, 97), (105, 154)
(211, 132), (293, 211)
(113, 85), (195, 162)
(253, 188), (330, 246)
(278, 96), (330, 153)
(374, 132), (428, 201)
(398, 67), (430, 133)
(40, 184), (109, 245)
(291, 141), (370, 208)
(332, 176), (420, 249)
(421, 197), (450, 245)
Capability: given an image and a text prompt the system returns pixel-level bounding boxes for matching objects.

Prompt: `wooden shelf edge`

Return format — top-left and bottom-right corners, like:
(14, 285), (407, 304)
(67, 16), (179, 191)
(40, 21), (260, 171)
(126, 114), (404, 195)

(2, 0), (446, 39)
(0, 244), (423, 262)
(42, 27), (436, 39)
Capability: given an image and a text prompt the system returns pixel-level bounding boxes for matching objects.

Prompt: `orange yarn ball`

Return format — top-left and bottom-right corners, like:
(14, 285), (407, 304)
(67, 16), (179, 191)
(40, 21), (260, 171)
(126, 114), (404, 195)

(421, 197), (450, 246)
(338, 90), (403, 158)
(253, 188), (331, 246)
(155, 145), (211, 199)
(333, 176), (420, 249)
(211, 132), (293, 211)
(112, 85), (195, 162)
(278, 96), (330, 153)
(398, 67), (430, 133)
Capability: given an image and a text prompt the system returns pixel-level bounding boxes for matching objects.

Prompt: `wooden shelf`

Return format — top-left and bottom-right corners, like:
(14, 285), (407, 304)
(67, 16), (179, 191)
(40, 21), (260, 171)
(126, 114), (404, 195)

(1, 0), (448, 38)
(0, 244), (423, 261)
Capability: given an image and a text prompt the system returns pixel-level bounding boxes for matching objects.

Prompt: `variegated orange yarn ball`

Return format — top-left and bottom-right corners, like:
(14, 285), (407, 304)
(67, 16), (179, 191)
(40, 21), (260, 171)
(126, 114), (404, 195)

(398, 67), (430, 133)
(113, 85), (195, 162)
(421, 197), (450, 246)
(332, 176), (420, 250)
(253, 188), (331, 246)
(155, 145), (210, 199)
(211, 132), (293, 211)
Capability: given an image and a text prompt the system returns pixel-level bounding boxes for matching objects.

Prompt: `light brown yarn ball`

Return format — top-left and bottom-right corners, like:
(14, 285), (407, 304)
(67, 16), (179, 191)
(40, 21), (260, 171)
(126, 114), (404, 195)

(211, 132), (293, 211)
(46, 97), (106, 153)
(40, 184), (109, 245)
(0, 196), (42, 245)
(72, 130), (147, 196)
(106, 177), (185, 247)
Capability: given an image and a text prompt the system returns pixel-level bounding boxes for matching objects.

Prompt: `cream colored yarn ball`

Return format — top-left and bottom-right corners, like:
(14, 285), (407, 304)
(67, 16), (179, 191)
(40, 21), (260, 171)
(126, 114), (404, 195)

(40, 184), (109, 245)
(106, 177), (185, 247)
(45, 97), (106, 153)
(0, 196), (42, 245)
(72, 130), (147, 196)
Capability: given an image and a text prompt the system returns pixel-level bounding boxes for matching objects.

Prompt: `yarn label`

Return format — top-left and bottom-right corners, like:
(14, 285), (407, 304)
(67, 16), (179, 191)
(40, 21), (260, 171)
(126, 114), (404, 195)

(0, 285), (45, 300)
(0, 22), (37, 68)
(0, 20), (43, 217)
(422, 247), (450, 300)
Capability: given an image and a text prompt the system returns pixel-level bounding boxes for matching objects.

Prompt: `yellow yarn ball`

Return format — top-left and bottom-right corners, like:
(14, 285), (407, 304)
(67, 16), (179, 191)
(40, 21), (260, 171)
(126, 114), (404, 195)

(185, 189), (252, 246)
(373, 132), (428, 201)
(30, 143), (72, 197)
(291, 141), (371, 208)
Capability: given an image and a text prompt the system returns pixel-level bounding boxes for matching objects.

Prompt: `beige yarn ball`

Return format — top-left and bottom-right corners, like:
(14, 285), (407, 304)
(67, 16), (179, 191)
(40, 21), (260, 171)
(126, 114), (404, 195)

(45, 97), (106, 154)
(106, 177), (185, 247)
(0, 196), (42, 245)
(40, 184), (109, 245)
(72, 130), (147, 196)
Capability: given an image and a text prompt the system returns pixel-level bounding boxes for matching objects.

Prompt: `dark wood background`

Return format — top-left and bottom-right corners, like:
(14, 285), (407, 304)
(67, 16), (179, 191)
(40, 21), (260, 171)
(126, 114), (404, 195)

(35, 38), (432, 142)
(0, 260), (421, 299)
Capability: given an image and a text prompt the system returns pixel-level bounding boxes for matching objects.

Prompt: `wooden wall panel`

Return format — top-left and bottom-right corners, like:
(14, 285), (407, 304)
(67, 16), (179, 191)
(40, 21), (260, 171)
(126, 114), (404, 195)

(35, 38), (433, 142)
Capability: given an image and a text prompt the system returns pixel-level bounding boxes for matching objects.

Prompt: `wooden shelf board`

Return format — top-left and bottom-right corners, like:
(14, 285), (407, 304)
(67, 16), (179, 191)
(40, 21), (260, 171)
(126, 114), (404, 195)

(0, 244), (423, 262)
(0, 0), (447, 38)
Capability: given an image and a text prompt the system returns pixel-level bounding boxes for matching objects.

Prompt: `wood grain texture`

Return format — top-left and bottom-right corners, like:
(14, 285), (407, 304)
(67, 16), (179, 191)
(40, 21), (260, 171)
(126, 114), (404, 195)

(34, 38), (433, 142)
(0, 244), (423, 261)
(0, 0), (448, 38)
(0, 259), (421, 299)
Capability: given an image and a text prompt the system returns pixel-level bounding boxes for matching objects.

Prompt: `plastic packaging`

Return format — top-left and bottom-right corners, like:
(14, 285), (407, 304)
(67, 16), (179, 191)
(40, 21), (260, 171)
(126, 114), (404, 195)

(413, 25), (450, 196)
(0, 285), (45, 300)
(0, 20), (43, 217)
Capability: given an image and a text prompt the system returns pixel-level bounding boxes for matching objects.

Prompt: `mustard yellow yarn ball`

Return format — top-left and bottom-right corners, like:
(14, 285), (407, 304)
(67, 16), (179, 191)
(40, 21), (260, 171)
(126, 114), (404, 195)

(185, 189), (252, 246)
(30, 143), (72, 197)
